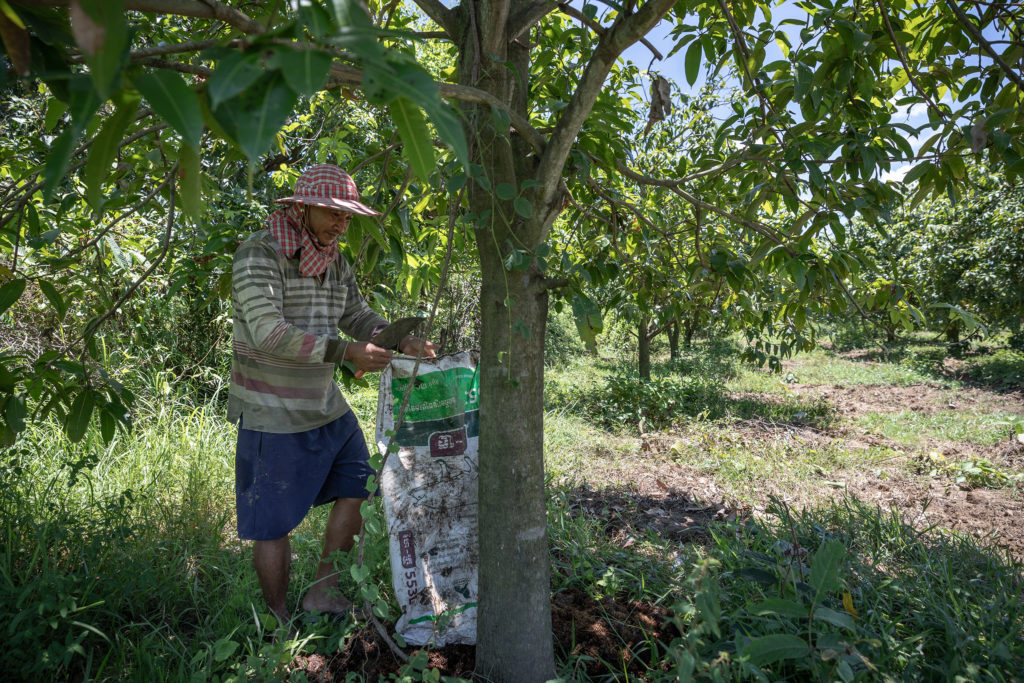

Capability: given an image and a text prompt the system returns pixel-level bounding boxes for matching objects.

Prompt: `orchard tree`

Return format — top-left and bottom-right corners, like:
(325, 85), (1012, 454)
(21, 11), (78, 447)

(1, 0), (1023, 680)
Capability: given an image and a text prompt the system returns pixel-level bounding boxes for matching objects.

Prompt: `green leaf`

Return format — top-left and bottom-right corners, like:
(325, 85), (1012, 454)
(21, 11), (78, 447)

(749, 598), (807, 619)
(99, 408), (116, 444)
(44, 97), (67, 131)
(809, 540), (846, 602)
(5, 393), (26, 433)
(275, 47), (332, 97)
(179, 141), (202, 224)
(513, 197), (532, 219)
(79, 0), (127, 99)
(299, 0), (334, 37)
(685, 39), (702, 86)
(135, 71), (204, 146)
(496, 182), (516, 200)
(212, 639), (238, 663)
(741, 634), (809, 667)
(0, 278), (26, 315)
(807, 161), (825, 189)
(38, 280), (67, 321)
(84, 96), (139, 211)
(813, 606), (856, 631)
(66, 389), (95, 443)
(572, 293), (603, 351)
(206, 50), (263, 109)
(390, 96), (435, 185)
(212, 74), (297, 163)
(902, 161), (931, 185)
(43, 129), (77, 202)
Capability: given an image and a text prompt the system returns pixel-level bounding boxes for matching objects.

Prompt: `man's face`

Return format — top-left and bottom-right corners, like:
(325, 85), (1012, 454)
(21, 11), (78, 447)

(305, 205), (353, 245)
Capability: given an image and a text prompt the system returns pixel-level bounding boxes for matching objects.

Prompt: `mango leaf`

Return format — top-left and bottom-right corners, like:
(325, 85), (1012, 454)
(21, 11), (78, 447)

(275, 47), (332, 96)
(5, 393), (26, 433)
(685, 39), (702, 86)
(66, 389), (94, 443)
(44, 97), (67, 131)
(0, 5), (31, 76)
(178, 141), (202, 223)
(99, 407), (116, 443)
(84, 95), (139, 210)
(38, 279), (67, 321)
(0, 278), (26, 315)
(299, 0), (334, 37)
(135, 71), (203, 146)
(206, 50), (263, 108)
(741, 634), (809, 667)
(77, 0), (127, 98)
(390, 96), (435, 185)
(212, 74), (297, 163)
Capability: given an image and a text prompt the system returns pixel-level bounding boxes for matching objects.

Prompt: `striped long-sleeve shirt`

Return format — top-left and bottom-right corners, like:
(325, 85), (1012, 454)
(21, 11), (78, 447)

(227, 229), (387, 433)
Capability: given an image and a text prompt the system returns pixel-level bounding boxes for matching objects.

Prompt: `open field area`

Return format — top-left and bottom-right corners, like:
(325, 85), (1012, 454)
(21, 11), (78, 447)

(3, 338), (1023, 680)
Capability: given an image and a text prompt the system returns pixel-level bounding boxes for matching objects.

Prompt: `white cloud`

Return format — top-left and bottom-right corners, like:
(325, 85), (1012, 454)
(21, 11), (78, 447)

(881, 164), (911, 183)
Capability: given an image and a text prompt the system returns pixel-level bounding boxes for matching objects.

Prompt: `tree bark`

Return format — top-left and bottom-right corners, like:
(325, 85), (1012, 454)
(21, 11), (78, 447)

(459, 8), (556, 679)
(638, 316), (651, 381)
(684, 315), (698, 348)
(668, 321), (679, 360)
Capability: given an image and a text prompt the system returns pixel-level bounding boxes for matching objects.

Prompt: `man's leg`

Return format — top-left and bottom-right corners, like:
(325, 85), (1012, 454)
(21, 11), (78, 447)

(302, 497), (364, 613)
(253, 536), (291, 625)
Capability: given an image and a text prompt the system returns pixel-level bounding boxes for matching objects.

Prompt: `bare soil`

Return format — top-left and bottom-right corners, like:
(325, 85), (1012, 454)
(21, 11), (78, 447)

(289, 589), (677, 680)
(585, 376), (1024, 559)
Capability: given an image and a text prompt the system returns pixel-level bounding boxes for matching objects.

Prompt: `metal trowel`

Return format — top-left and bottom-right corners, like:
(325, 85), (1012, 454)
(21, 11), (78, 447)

(370, 316), (426, 350)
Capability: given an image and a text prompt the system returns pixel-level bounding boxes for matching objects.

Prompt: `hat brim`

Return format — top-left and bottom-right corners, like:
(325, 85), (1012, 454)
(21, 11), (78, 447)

(276, 195), (381, 217)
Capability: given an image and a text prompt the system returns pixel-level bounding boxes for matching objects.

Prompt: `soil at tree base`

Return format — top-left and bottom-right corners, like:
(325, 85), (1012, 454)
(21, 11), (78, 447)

(291, 589), (677, 680)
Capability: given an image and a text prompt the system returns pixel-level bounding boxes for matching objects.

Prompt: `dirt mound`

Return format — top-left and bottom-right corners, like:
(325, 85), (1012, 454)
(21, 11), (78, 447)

(551, 588), (676, 677)
(291, 590), (676, 680)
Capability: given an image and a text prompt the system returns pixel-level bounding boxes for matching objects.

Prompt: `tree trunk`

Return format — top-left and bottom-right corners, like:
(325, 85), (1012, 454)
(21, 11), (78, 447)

(638, 316), (651, 381)
(459, 14), (556, 680)
(684, 316), (697, 348)
(475, 255), (554, 680)
(668, 321), (679, 360)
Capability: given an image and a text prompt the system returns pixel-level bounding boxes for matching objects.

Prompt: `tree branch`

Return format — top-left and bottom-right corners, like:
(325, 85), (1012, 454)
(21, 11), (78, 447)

(509, 1), (663, 60)
(16, 0), (265, 34)
(875, 0), (948, 122)
(326, 63), (547, 153)
(942, 0), (1024, 90)
(535, 0), (677, 216)
(407, 0), (460, 38)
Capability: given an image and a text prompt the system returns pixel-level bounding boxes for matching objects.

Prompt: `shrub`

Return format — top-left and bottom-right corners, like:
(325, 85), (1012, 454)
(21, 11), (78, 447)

(594, 372), (726, 430)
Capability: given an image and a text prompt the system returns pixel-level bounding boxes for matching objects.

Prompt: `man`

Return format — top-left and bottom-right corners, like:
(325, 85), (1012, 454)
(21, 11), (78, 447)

(228, 164), (437, 625)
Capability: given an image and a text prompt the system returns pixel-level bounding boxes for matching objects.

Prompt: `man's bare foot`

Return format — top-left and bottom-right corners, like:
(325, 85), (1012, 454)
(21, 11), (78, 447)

(301, 585), (353, 614)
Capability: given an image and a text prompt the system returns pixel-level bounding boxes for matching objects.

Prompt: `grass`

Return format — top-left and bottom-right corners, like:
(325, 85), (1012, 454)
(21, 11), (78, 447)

(855, 409), (1022, 447)
(4, 335), (1023, 680)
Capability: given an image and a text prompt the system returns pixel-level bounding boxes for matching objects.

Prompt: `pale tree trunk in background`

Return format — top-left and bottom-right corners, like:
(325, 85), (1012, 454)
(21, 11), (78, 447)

(668, 321), (680, 360)
(639, 316), (652, 381)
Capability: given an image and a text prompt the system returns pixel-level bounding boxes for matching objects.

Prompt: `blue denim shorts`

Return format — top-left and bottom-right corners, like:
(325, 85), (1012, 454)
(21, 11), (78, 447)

(235, 411), (373, 540)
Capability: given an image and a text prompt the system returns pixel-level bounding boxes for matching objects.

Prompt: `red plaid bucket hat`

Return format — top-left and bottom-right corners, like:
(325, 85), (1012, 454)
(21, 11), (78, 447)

(276, 164), (381, 216)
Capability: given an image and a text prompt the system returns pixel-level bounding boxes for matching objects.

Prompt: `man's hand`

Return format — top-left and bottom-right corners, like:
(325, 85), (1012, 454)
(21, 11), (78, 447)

(344, 342), (394, 373)
(399, 336), (439, 358)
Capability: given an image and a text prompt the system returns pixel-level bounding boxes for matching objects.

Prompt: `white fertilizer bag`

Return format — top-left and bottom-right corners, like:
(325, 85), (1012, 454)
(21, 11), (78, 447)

(375, 351), (480, 646)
